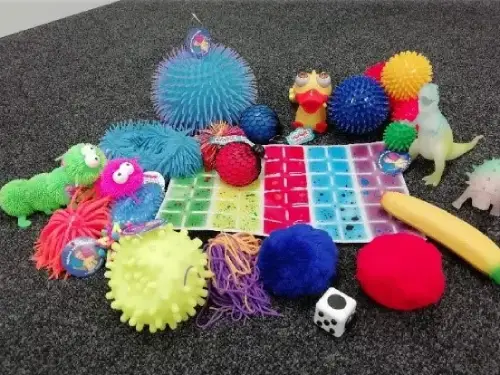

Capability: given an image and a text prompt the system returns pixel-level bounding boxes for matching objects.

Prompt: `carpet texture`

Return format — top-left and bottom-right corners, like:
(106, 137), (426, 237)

(1, 1), (500, 374)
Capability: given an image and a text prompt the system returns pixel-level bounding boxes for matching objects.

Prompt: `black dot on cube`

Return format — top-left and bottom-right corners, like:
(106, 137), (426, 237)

(318, 311), (324, 317)
(331, 319), (337, 325)
(316, 320), (322, 327)
(329, 328), (335, 334)
(323, 320), (330, 326)
(327, 294), (347, 310)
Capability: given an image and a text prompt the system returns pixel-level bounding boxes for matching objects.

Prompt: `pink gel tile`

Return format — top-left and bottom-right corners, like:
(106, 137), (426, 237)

(285, 146), (305, 159)
(350, 144), (370, 159)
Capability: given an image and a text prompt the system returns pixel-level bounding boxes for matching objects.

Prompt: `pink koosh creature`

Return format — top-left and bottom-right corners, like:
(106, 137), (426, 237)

(97, 158), (144, 200)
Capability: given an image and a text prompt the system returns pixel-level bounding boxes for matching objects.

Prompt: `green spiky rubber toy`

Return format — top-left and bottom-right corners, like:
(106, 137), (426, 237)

(383, 121), (417, 152)
(0, 144), (106, 228)
(105, 224), (212, 333)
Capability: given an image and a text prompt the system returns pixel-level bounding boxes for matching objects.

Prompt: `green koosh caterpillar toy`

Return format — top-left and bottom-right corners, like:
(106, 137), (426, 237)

(0, 144), (106, 228)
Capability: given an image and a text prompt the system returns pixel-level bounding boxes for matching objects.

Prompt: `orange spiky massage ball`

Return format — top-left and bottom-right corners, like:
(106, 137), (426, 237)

(381, 51), (433, 100)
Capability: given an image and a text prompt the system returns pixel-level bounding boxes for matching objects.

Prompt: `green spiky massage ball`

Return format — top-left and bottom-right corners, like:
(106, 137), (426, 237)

(383, 121), (417, 152)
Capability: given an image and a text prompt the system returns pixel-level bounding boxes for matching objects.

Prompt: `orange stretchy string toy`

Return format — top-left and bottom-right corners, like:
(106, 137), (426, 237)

(33, 189), (111, 279)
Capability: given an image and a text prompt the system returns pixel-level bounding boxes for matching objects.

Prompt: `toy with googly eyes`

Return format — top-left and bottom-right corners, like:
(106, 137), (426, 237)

(0, 143), (106, 228)
(97, 158), (144, 200)
(289, 70), (333, 133)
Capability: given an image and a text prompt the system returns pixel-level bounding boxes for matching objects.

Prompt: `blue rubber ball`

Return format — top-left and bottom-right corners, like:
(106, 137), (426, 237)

(239, 105), (279, 144)
(328, 75), (389, 134)
(257, 224), (338, 298)
(152, 46), (257, 134)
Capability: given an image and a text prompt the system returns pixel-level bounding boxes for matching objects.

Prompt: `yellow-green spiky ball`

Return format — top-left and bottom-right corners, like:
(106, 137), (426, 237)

(105, 224), (211, 333)
(381, 51), (433, 100)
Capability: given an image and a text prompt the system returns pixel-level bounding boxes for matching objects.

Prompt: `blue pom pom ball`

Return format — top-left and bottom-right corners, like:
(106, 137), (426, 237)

(328, 75), (389, 134)
(257, 224), (338, 298)
(239, 105), (279, 144)
(152, 45), (257, 133)
(99, 120), (202, 179)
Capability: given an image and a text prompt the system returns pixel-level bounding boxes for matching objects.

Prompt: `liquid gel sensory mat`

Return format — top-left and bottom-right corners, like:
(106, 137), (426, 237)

(156, 142), (415, 243)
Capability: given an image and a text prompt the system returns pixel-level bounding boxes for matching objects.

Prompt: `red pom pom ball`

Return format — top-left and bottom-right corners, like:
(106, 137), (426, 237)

(391, 98), (418, 122)
(364, 62), (386, 82)
(215, 143), (261, 187)
(356, 233), (445, 311)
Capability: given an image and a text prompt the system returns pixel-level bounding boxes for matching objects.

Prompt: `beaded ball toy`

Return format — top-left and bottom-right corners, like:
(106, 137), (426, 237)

(239, 104), (279, 145)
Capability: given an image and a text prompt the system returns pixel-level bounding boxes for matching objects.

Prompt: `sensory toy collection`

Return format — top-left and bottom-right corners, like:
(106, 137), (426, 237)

(3, 26), (500, 337)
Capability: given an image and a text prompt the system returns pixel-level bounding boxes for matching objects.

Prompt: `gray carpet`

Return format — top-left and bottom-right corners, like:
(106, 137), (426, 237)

(1, 1), (500, 374)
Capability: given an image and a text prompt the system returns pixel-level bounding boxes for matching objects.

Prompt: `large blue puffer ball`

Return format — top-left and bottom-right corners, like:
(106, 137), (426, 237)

(239, 105), (279, 144)
(327, 75), (389, 134)
(257, 224), (338, 298)
(152, 45), (257, 134)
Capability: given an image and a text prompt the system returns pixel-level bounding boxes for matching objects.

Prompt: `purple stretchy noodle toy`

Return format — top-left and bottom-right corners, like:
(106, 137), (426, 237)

(196, 233), (279, 327)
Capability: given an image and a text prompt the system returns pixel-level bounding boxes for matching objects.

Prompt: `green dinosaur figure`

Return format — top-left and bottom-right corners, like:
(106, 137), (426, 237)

(409, 83), (483, 187)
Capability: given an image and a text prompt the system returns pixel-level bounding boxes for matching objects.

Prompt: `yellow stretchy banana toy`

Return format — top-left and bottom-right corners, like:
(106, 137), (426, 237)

(381, 191), (500, 284)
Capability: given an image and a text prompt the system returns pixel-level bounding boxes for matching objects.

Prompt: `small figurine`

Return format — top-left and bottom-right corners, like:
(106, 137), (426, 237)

(452, 159), (500, 216)
(409, 83), (483, 186)
(289, 70), (332, 133)
(314, 287), (356, 337)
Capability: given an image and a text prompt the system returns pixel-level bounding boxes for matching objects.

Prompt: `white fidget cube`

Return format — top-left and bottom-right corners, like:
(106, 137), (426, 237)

(314, 287), (357, 337)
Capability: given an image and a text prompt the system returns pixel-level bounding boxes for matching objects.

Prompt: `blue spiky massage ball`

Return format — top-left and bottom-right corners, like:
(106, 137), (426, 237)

(327, 76), (389, 134)
(152, 41), (257, 133)
(239, 105), (279, 144)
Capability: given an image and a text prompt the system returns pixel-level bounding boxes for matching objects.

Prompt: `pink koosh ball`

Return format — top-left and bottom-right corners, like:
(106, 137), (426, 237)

(97, 158), (144, 200)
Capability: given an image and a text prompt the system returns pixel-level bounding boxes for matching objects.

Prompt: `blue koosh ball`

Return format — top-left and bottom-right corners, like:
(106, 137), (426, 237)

(152, 45), (257, 134)
(327, 75), (389, 134)
(257, 224), (338, 298)
(239, 105), (279, 144)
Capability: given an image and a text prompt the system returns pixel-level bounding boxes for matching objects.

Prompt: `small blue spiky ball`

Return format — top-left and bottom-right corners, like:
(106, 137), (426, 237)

(152, 45), (257, 134)
(327, 76), (389, 134)
(239, 105), (279, 144)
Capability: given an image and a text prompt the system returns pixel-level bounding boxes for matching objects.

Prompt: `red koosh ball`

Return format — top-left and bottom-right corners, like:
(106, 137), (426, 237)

(215, 142), (261, 187)
(391, 98), (419, 122)
(356, 233), (445, 311)
(364, 61), (386, 82)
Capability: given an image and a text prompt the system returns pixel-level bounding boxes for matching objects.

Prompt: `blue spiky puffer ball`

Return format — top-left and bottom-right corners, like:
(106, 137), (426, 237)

(239, 105), (279, 144)
(327, 76), (389, 134)
(99, 120), (202, 179)
(257, 224), (338, 298)
(152, 45), (257, 134)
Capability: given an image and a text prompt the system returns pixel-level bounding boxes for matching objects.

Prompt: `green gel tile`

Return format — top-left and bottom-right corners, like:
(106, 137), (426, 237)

(193, 188), (213, 200)
(164, 200), (187, 212)
(189, 200), (211, 212)
(185, 213), (207, 227)
(174, 176), (195, 186)
(169, 187), (190, 200)
(160, 211), (183, 226)
(196, 175), (215, 188)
